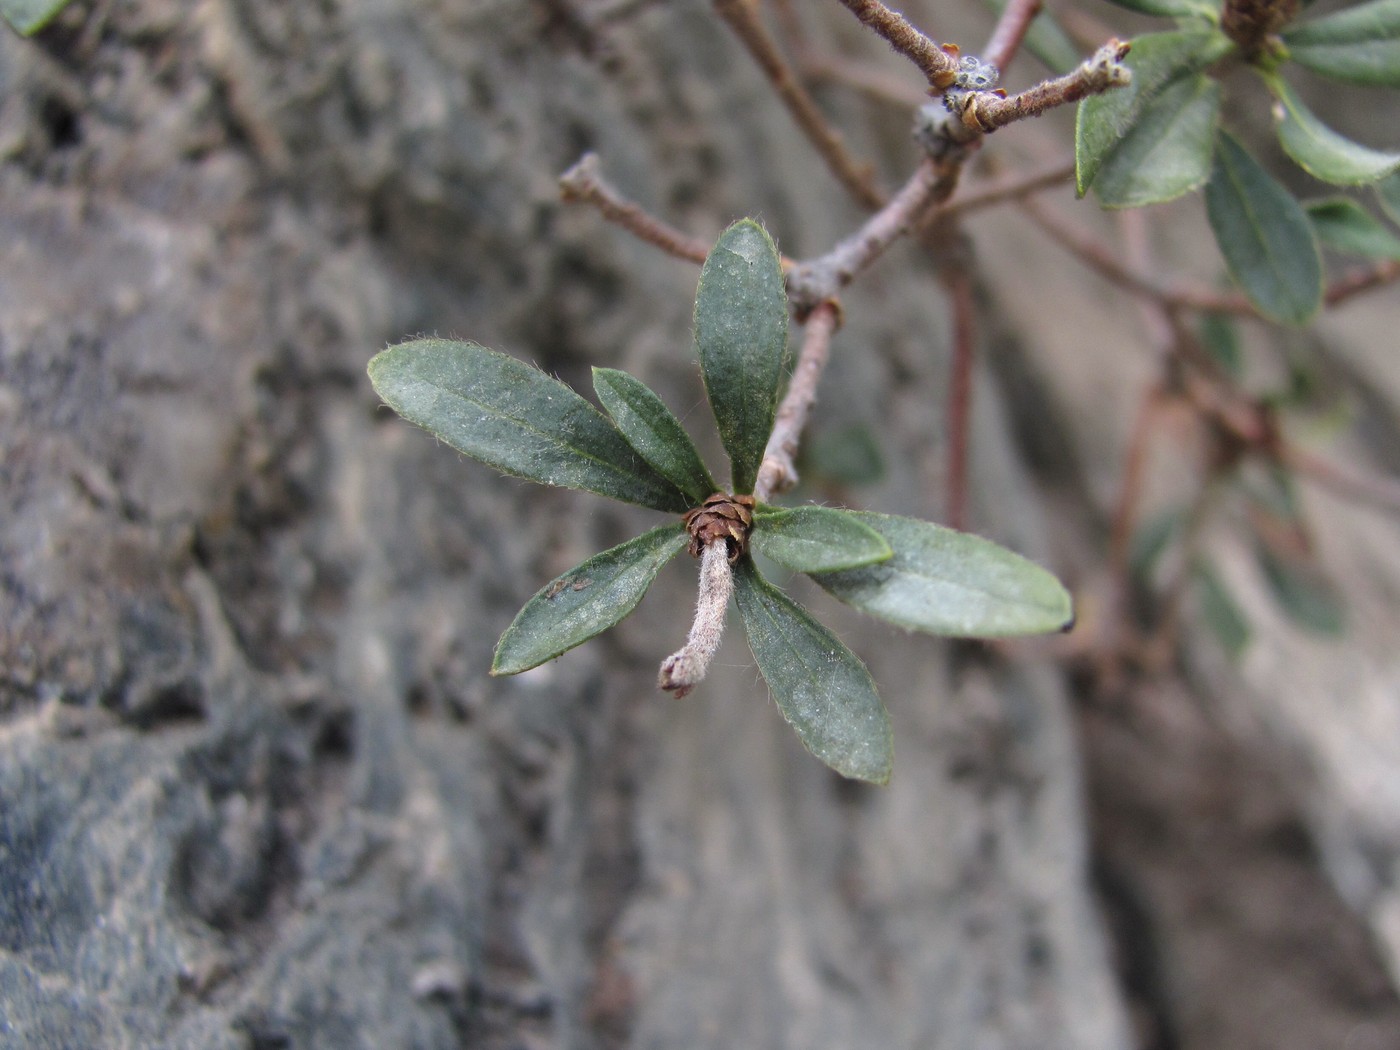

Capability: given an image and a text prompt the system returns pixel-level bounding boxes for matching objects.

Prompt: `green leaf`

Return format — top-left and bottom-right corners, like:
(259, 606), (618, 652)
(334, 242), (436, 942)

(492, 524), (688, 675)
(1093, 74), (1221, 207)
(810, 512), (1074, 637)
(1193, 561), (1252, 659)
(980, 0), (1080, 74)
(1377, 172), (1400, 223)
(368, 339), (691, 513)
(1255, 543), (1346, 635)
(1204, 133), (1322, 325)
(1306, 198), (1400, 260)
(1264, 74), (1400, 185)
(1129, 509), (1182, 581)
(733, 562), (892, 784)
(750, 506), (893, 574)
(1282, 0), (1400, 88)
(1099, 0), (1217, 17)
(1, 0), (72, 34)
(592, 367), (717, 505)
(1076, 29), (1235, 196)
(1199, 312), (1245, 379)
(694, 220), (789, 495)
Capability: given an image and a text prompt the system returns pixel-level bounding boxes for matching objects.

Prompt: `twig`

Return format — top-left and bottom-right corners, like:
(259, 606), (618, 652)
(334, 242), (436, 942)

(1109, 385), (1170, 579)
(1324, 259), (1400, 307)
(754, 301), (840, 501)
(949, 39), (1131, 137)
(1282, 444), (1400, 516)
(714, 0), (885, 210)
(982, 0), (1042, 73)
(658, 541), (733, 697)
(1016, 195), (1170, 301)
(834, 0), (960, 91)
(932, 158), (1074, 219)
(787, 157), (943, 309)
(800, 53), (927, 109)
(559, 153), (711, 264)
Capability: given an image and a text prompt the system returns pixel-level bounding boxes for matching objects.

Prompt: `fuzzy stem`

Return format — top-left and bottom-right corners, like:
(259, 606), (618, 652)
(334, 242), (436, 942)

(950, 39), (1130, 137)
(835, 0), (959, 90)
(560, 153), (711, 264)
(658, 541), (734, 697)
(754, 301), (840, 502)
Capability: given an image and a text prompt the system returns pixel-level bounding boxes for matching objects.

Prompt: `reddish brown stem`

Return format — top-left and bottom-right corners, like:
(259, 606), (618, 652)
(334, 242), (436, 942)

(933, 159), (1074, 219)
(559, 154), (711, 264)
(714, 0), (885, 210)
(834, 0), (959, 90)
(982, 0), (1042, 73)
(951, 39), (1131, 137)
(755, 301), (840, 502)
(1109, 386), (1169, 580)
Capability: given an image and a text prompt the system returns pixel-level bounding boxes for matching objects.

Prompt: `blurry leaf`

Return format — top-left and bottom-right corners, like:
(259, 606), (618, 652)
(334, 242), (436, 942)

(694, 219), (788, 495)
(1099, 0), (1217, 17)
(1282, 0), (1400, 88)
(811, 512), (1074, 637)
(1199, 312), (1245, 379)
(802, 424), (885, 487)
(492, 524), (688, 675)
(750, 506), (893, 573)
(1093, 75), (1221, 207)
(1245, 462), (1303, 522)
(1204, 133), (1322, 325)
(1255, 542), (1346, 635)
(980, 0), (1080, 74)
(1077, 29), (1235, 196)
(1129, 509), (1183, 581)
(1264, 74), (1400, 185)
(1377, 172), (1400, 222)
(1193, 561), (1252, 659)
(592, 368), (717, 505)
(1, 0), (72, 34)
(1306, 198), (1400, 259)
(368, 339), (692, 512)
(734, 562), (893, 784)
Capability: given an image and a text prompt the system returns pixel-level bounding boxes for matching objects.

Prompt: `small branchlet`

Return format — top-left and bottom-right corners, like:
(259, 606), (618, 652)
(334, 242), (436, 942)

(659, 539), (736, 698)
(835, 0), (960, 92)
(560, 153), (711, 264)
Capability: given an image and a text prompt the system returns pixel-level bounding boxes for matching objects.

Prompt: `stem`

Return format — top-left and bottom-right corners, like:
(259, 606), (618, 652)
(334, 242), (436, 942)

(559, 153), (711, 264)
(754, 301), (840, 501)
(950, 39), (1131, 137)
(1109, 385), (1169, 580)
(933, 159), (1074, 219)
(944, 263), (977, 530)
(982, 0), (1042, 73)
(714, 0), (885, 210)
(834, 0), (959, 90)
(658, 541), (734, 697)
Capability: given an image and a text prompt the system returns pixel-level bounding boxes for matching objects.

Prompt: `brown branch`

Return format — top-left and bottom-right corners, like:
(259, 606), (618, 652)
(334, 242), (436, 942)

(982, 0), (1043, 73)
(754, 301), (840, 501)
(933, 158), (1074, 219)
(714, 0), (885, 210)
(951, 39), (1131, 136)
(787, 157), (944, 309)
(559, 154), (711, 264)
(1282, 444), (1400, 517)
(1324, 258), (1400, 307)
(834, 0), (959, 91)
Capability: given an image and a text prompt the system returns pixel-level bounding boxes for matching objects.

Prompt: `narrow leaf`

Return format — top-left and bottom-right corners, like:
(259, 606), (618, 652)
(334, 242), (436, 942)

(750, 506), (893, 574)
(1283, 0), (1400, 88)
(1265, 75), (1400, 185)
(1199, 312), (1245, 379)
(734, 562), (893, 784)
(593, 367), (717, 504)
(1076, 29), (1235, 196)
(1098, 0), (1217, 17)
(1193, 561), (1252, 659)
(1204, 133), (1322, 325)
(369, 339), (691, 512)
(810, 513), (1074, 637)
(1255, 543), (1346, 635)
(492, 524), (688, 675)
(1377, 172), (1400, 223)
(694, 220), (788, 494)
(1093, 74), (1221, 207)
(1306, 198), (1400, 260)
(2, 0), (72, 34)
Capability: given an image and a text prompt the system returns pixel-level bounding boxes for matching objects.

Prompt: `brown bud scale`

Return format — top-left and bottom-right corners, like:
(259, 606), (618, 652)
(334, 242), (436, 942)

(683, 493), (757, 562)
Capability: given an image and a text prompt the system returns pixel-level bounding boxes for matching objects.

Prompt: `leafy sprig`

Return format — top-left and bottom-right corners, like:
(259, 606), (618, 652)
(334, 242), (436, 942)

(369, 220), (1072, 784)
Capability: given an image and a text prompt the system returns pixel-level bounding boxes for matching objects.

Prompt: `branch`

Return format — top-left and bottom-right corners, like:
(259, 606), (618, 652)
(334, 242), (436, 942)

(932, 158), (1074, 219)
(658, 541), (733, 697)
(754, 301), (840, 502)
(982, 0), (1042, 73)
(714, 0), (884, 210)
(949, 39), (1131, 136)
(835, 0), (960, 91)
(559, 153), (711, 264)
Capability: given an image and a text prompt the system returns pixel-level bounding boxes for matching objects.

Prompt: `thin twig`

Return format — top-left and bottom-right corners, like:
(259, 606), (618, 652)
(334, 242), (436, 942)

(787, 157), (943, 309)
(714, 0), (885, 210)
(755, 301), (840, 502)
(932, 158), (1074, 219)
(835, 0), (959, 90)
(1109, 385), (1170, 579)
(1016, 195), (1171, 301)
(800, 53), (927, 109)
(559, 153), (711, 264)
(658, 541), (734, 697)
(1282, 444), (1400, 516)
(1324, 258), (1400, 307)
(950, 39), (1130, 137)
(982, 0), (1043, 73)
